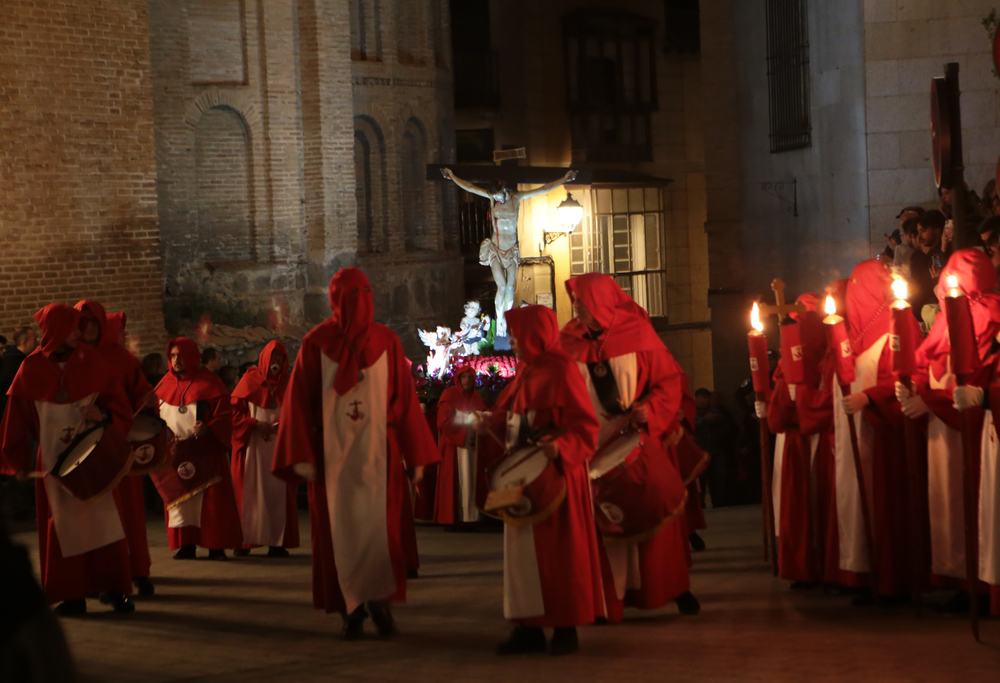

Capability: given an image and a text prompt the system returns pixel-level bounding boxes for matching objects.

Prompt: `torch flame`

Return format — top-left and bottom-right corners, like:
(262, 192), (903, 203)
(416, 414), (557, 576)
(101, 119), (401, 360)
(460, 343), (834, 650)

(947, 274), (960, 298)
(891, 277), (908, 301)
(751, 302), (764, 333)
(824, 295), (836, 316)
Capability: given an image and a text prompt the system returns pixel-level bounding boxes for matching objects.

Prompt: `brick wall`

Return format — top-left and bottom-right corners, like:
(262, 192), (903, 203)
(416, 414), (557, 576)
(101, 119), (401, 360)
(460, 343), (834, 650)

(0, 0), (165, 353)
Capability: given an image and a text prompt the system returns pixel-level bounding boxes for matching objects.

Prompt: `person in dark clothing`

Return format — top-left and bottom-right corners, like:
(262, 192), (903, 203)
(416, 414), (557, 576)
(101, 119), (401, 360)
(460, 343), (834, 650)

(141, 352), (166, 387)
(695, 388), (728, 508)
(0, 328), (37, 420)
(908, 211), (945, 319)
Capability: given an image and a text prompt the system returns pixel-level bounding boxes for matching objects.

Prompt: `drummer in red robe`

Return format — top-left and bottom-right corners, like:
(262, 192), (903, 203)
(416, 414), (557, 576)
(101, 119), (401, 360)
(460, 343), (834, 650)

(897, 249), (1000, 607)
(561, 273), (700, 622)
(271, 267), (439, 640)
(757, 293), (829, 586)
(155, 337), (243, 559)
(230, 340), (299, 557)
(75, 301), (157, 596)
(840, 261), (925, 601)
(434, 363), (486, 528)
(476, 304), (603, 656)
(1, 304), (135, 615)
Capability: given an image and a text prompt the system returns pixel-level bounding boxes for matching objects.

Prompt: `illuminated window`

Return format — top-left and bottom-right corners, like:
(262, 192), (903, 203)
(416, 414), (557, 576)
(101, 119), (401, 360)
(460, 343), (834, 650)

(570, 187), (667, 318)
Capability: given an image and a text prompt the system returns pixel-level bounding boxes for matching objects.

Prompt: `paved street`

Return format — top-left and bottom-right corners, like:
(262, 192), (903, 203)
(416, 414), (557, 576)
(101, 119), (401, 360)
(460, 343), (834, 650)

(12, 506), (1000, 682)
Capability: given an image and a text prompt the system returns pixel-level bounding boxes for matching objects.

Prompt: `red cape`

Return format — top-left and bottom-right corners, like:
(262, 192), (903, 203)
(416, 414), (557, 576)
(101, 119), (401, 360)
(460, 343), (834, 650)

(232, 340), (289, 408)
(156, 337), (229, 404)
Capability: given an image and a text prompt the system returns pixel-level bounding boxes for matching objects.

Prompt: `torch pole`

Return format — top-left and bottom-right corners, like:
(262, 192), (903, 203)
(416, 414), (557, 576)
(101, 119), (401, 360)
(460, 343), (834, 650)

(898, 374), (924, 616)
(841, 384), (881, 603)
(956, 373), (981, 642)
(757, 390), (778, 575)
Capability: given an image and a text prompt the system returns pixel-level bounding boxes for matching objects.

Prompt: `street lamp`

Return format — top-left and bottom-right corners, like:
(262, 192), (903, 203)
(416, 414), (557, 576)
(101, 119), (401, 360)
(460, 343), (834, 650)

(544, 192), (584, 245)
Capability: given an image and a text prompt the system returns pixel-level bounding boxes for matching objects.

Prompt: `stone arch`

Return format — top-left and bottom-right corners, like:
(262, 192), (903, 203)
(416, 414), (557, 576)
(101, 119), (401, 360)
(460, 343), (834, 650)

(401, 117), (428, 251)
(350, 0), (382, 61)
(194, 105), (255, 261)
(354, 115), (389, 252)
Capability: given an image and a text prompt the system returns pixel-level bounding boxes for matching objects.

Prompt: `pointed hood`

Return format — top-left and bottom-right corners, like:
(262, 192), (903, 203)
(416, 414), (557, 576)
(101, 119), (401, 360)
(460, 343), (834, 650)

(561, 273), (664, 362)
(232, 340), (290, 407)
(321, 267), (376, 395)
(36, 303), (81, 357)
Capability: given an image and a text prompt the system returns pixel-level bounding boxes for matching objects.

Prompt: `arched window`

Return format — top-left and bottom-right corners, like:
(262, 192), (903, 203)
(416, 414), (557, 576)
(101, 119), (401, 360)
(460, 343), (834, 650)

(194, 106), (254, 261)
(401, 118), (427, 250)
(354, 115), (388, 252)
(350, 0), (382, 61)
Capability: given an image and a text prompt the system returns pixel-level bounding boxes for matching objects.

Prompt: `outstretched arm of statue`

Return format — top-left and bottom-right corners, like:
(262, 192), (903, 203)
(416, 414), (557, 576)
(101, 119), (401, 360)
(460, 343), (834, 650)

(440, 167), (492, 199)
(514, 169), (578, 200)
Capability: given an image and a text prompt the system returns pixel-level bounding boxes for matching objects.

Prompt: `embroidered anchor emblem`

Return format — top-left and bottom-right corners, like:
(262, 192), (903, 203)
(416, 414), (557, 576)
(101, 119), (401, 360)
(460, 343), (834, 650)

(347, 401), (365, 422)
(58, 427), (76, 446)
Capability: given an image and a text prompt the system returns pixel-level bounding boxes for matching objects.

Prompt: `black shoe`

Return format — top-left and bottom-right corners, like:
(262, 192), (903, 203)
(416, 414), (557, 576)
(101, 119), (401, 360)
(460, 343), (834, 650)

(368, 601), (398, 638)
(676, 591), (701, 615)
(207, 549), (228, 561)
(133, 576), (155, 597)
(99, 593), (136, 614)
(548, 628), (579, 656)
(341, 605), (368, 641)
(496, 626), (547, 656)
(54, 599), (87, 616)
(407, 568), (419, 579)
(233, 548), (251, 557)
(789, 581), (821, 591)
(689, 532), (706, 552)
(173, 545), (196, 560)
(267, 546), (290, 558)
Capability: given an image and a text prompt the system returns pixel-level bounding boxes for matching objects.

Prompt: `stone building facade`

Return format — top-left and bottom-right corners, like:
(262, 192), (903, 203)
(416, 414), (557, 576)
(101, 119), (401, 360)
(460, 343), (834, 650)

(700, 0), (1000, 397)
(453, 0), (713, 390)
(0, 0), (165, 348)
(148, 0), (462, 356)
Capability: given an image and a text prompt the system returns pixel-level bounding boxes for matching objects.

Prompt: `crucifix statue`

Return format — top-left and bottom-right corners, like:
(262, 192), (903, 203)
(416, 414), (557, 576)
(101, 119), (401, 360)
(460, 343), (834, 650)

(440, 167), (577, 340)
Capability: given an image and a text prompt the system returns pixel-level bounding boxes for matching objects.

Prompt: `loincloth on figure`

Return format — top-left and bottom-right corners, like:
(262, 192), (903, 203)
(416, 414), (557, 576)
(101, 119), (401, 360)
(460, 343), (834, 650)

(479, 238), (520, 270)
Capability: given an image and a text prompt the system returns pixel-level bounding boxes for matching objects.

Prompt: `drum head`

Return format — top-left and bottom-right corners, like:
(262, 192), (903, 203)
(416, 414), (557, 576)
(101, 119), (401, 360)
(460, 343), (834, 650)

(129, 414), (164, 442)
(58, 426), (105, 476)
(492, 447), (548, 490)
(589, 431), (641, 480)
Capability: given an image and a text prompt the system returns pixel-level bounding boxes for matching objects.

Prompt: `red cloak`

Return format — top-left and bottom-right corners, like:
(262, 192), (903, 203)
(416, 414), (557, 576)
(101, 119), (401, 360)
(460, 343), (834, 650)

(154, 337), (243, 550)
(433, 364), (487, 525)
(1, 304), (134, 602)
(231, 340), (299, 550)
(271, 267), (439, 613)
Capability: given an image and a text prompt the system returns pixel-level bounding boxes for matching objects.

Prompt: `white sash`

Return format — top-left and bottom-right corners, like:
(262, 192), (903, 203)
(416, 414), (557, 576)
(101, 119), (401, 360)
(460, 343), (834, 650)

(979, 409), (1000, 584)
(160, 402), (203, 528)
(242, 402), (286, 546)
(927, 363), (966, 579)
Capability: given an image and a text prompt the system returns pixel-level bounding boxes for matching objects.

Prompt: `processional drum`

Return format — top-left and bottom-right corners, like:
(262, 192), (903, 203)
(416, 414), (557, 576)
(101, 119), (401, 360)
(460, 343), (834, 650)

(126, 413), (175, 475)
(591, 426), (687, 545)
(672, 426), (710, 486)
(485, 445), (566, 527)
(52, 422), (135, 503)
(149, 437), (223, 509)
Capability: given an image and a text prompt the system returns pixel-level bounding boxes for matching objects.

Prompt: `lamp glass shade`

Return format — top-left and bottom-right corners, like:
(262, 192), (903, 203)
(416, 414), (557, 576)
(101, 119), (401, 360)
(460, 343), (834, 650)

(556, 194), (584, 232)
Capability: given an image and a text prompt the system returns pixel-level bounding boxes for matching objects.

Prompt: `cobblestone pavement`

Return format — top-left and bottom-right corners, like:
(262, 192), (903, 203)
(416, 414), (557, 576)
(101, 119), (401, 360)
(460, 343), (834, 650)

(12, 505), (1000, 682)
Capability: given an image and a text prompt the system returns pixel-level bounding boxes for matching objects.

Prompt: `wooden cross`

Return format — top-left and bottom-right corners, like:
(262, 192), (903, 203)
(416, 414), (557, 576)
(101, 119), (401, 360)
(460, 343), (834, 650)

(758, 279), (806, 321)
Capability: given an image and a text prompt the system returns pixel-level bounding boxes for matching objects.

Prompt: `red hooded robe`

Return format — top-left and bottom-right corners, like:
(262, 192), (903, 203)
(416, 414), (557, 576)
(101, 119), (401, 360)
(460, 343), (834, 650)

(75, 301), (154, 580)
(1, 304), (134, 603)
(154, 337), (243, 551)
(271, 267), (439, 614)
(231, 340), (300, 550)
(485, 304), (603, 628)
(433, 364), (487, 525)
(562, 273), (692, 621)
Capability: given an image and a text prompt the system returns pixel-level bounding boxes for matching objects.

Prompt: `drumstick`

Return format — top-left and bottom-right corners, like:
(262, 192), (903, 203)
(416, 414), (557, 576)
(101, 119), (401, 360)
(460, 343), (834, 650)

(496, 427), (571, 477)
(133, 390), (157, 418)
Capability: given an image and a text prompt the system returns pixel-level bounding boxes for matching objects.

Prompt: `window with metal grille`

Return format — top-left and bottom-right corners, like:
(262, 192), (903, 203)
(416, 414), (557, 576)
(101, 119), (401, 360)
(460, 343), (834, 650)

(765, 0), (811, 153)
(570, 187), (667, 318)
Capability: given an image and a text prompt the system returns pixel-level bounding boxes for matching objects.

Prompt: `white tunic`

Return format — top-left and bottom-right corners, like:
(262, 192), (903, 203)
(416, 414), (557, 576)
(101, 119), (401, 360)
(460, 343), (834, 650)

(978, 409), (1000, 585)
(160, 401), (203, 529)
(926, 362), (967, 580)
(241, 402), (287, 546)
(37, 394), (125, 558)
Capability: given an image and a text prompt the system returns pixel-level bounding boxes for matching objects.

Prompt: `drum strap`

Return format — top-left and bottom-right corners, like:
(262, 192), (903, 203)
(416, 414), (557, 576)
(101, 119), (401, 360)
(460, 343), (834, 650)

(589, 361), (626, 416)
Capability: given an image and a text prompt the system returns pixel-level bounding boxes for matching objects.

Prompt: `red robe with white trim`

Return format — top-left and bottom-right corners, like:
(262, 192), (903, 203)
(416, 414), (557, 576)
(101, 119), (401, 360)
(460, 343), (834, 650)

(76, 301), (153, 579)
(271, 267), (439, 614)
(231, 341), (299, 550)
(155, 338), (243, 551)
(434, 369), (486, 525)
(0, 304), (134, 603)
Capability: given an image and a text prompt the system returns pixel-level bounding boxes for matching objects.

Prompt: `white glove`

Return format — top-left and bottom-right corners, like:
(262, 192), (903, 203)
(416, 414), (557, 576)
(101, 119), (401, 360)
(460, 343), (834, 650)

(788, 385), (797, 401)
(898, 393), (930, 419)
(754, 401), (767, 420)
(894, 381), (911, 403)
(293, 463), (317, 481)
(953, 385), (984, 411)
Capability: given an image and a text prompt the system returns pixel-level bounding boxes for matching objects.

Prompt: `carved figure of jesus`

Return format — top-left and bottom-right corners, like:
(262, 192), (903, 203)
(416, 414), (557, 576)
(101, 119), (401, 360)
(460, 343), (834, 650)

(441, 168), (577, 338)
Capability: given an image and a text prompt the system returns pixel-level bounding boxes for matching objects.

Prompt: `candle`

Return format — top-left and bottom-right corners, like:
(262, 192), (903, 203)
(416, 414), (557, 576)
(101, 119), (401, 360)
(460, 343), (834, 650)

(890, 278), (916, 379)
(944, 274), (977, 378)
(748, 302), (770, 394)
(823, 295), (856, 385)
(779, 314), (804, 385)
